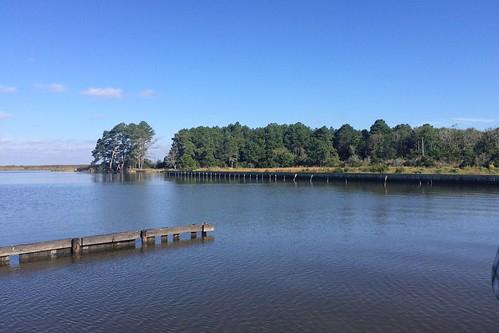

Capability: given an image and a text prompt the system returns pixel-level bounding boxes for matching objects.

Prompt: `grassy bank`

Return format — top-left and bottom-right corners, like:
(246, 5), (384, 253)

(194, 166), (498, 176)
(0, 165), (89, 172)
(127, 168), (165, 173)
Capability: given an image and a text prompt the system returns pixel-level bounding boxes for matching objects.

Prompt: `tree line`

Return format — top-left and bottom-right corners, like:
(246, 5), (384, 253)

(164, 120), (499, 170)
(91, 121), (155, 172)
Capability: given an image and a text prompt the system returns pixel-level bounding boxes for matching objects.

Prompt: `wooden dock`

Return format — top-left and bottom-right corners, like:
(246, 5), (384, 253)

(0, 223), (214, 265)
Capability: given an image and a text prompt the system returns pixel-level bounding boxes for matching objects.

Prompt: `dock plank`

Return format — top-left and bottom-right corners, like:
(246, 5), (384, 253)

(0, 223), (214, 262)
(0, 239), (72, 257)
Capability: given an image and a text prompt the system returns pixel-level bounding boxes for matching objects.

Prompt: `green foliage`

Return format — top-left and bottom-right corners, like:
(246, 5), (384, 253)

(334, 124), (361, 160)
(415, 156), (436, 167)
(308, 127), (339, 167)
(92, 121), (155, 172)
(165, 121), (499, 170)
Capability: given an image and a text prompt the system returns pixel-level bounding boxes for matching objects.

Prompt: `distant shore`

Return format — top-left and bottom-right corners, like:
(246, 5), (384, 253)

(194, 166), (498, 176)
(169, 168), (499, 185)
(2, 165), (498, 178)
(0, 165), (89, 172)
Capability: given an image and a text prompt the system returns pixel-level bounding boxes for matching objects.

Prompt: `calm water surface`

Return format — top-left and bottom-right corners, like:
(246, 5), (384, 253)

(0, 171), (498, 332)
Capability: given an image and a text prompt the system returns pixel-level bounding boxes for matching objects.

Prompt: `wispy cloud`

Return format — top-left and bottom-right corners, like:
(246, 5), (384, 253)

(453, 117), (496, 124)
(0, 138), (94, 165)
(139, 89), (155, 98)
(36, 83), (66, 93)
(0, 112), (12, 120)
(0, 86), (17, 94)
(81, 87), (123, 98)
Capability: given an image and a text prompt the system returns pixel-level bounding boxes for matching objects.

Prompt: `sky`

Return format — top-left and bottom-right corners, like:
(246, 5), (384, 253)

(1, 0), (498, 165)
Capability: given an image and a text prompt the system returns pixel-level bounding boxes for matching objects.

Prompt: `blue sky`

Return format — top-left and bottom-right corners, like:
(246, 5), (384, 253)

(1, 0), (498, 164)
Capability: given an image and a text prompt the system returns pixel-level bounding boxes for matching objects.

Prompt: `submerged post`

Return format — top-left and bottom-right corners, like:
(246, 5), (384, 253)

(71, 238), (81, 256)
(140, 230), (148, 246)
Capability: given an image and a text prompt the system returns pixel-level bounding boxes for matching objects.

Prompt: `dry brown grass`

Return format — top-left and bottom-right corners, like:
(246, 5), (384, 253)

(195, 166), (498, 175)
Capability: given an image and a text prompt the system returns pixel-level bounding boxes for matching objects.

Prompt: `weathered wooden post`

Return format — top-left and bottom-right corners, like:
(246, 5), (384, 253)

(191, 224), (197, 239)
(161, 234), (168, 243)
(173, 233), (180, 241)
(202, 224), (207, 238)
(71, 238), (81, 256)
(293, 174), (297, 183)
(0, 256), (9, 265)
(384, 175), (388, 188)
(140, 230), (148, 246)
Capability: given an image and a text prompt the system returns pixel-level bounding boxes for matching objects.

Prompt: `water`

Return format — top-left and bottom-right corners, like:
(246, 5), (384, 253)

(0, 171), (498, 332)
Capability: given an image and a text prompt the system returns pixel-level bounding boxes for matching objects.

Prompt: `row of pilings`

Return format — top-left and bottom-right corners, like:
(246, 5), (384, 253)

(166, 170), (499, 186)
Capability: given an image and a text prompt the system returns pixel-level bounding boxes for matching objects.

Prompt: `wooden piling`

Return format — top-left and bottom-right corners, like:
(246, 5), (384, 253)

(71, 238), (81, 256)
(173, 233), (180, 241)
(140, 230), (148, 246)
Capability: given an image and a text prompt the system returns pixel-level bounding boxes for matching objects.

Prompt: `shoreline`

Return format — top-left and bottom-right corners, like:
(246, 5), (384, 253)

(1, 165), (498, 185)
(168, 169), (499, 185)
(0, 165), (89, 172)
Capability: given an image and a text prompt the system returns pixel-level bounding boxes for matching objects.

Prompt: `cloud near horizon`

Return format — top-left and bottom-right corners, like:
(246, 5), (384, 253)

(0, 137), (169, 165)
(0, 86), (17, 94)
(0, 138), (95, 165)
(81, 87), (123, 98)
(36, 83), (66, 93)
(0, 112), (12, 120)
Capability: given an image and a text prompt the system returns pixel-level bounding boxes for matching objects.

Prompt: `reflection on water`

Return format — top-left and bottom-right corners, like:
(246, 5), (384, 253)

(1, 171), (499, 332)
(493, 248), (499, 300)
(91, 172), (157, 183)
